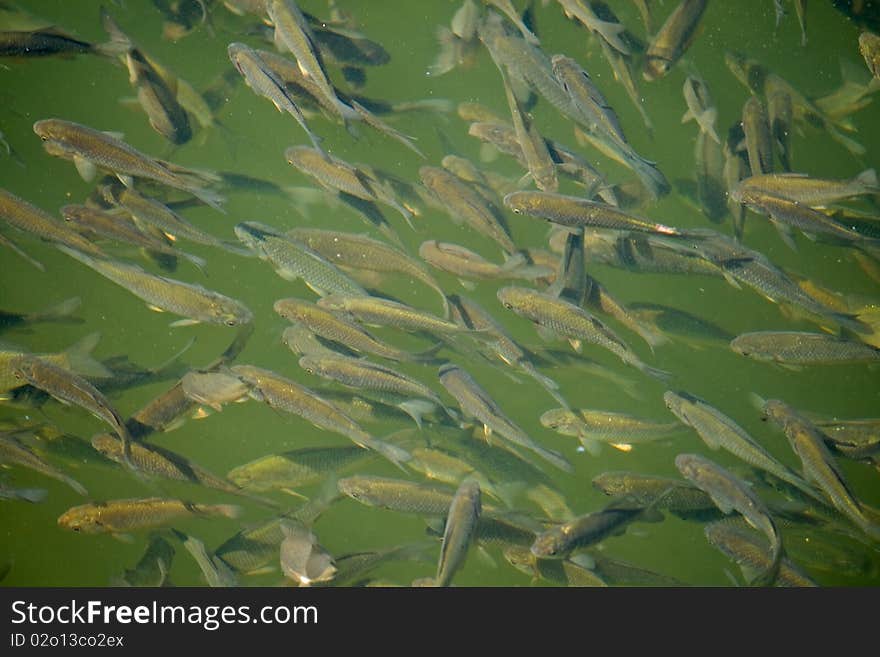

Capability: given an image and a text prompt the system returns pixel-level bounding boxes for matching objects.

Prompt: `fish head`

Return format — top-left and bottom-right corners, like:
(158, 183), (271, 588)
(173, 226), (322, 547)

(643, 55), (672, 81)
(673, 453), (701, 481)
(297, 356), (318, 375)
(539, 408), (577, 432)
(496, 286), (530, 313)
(336, 477), (372, 504)
(212, 298), (253, 327)
(759, 399), (789, 427)
(33, 119), (65, 142)
(530, 527), (566, 559)
(273, 298), (308, 322)
(57, 505), (102, 533)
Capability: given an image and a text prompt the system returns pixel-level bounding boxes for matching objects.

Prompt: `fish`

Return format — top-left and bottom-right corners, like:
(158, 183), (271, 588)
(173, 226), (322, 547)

(274, 297), (440, 363)
(279, 519), (337, 586)
(316, 294), (465, 338)
(0, 26), (122, 58)
(540, 408), (683, 455)
(58, 497), (240, 535)
(420, 165), (517, 255)
(57, 246), (253, 328)
(298, 354), (452, 428)
(338, 474), (476, 516)
(504, 545), (608, 587)
(89, 433), (267, 506)
(434, 478), (482, 587)
(591, 471), (719, 520)
(0, 483), (47, 503)
(288, 228), (448, 317)
(682, 74), (720, 143)
(266, 0), (353, 126)
(734, 170), (879, 206)
(285, 146), (412, 226)
(32, 119), (223, 211)
(60, 204), (206, 271)
(705, 521), (817, 587)
(112, 534), (175, 587)
(503, 191), (681, 235)
(628, 302), (734, 345)
(227, 42), (325, 154)
(101, 9), (192, 145)
(694, 129), (728, 223)
(761, 398), (880, 542)
(230, 364), (410, 468)
(227, 445), (371, 493)
(497, 286), (669, 380)
(234, 221), (367, 297)
(767, 88), (793, 171)
(741, 95), (774, 175)
(675, 453), (783, 585)
(106, 186), (242, 256)
(0, 432), (87, 496)
(0, 187), (106, 257)
(419, 241), (551, 284)
(731, 331), (880, 365)
(643, 0), (709, 81)
(530, 497), (658, 559)
(556, 0), (631, 55)
(438, 363), (572, 473)
(10, 355), (133, 467)
(125, 381), (196, 440)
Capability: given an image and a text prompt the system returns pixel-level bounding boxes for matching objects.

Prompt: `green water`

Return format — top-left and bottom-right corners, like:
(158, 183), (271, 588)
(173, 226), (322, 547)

(1, 0), (879, 587)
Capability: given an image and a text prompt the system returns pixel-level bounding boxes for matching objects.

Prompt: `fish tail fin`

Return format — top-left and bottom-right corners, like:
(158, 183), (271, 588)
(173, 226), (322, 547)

(210, 504), (242, 520)
(369, 437), (412, 472)
(18, 488), (49, 503)
(37, 296), (82, 323)
(62, 474), (88, 497)
(577, 434), (603, 457)
(634, 358), (671, 382)
(396, 399), (437, 429)
(856, 168), (879, 191)
(61, 332), (113, 379)
(827, 124), (866, 156)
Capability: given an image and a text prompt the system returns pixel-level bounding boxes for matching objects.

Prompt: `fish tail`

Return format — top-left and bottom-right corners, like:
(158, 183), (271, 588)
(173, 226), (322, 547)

(61, 332), (113, 379)
(368, 438), (412, 472)
(14, 488), (48, 503)
(396, 399), (437, 429)
(36, 296), (82, 323)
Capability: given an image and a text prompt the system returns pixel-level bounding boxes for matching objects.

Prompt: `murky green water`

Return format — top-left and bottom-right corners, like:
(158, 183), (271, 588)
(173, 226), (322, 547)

(1, 0), (879, 587)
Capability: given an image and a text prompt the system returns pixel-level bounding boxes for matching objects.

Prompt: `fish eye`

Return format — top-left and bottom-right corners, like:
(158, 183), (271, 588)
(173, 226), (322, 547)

(225, 318), (237, 327)
(503, 302), (512, 309)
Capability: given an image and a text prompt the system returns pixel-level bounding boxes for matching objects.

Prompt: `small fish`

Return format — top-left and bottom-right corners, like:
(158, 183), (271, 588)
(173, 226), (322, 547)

(767, 89), (793, 171)
(435, 478), (481, 587)
(741, 95), (774, 175)
(705, 521), (817, 587)
(288, 228), (448, 317)
(11, 355), (133, 466)
(682, 74), (719, 143)
(694, 129), (728, 223)
(227, 42), (324, 153)
(592, 471), (718, 520)
(0, 187), (106, 257)
(299, 354), (451, 428)
(497, 286), (669, 380)
(530, 497), (656, 559)
(227, 445), (370, 493)
(274, 297), (439, 363)
(761, 398), (880, 542)
(731, 331), (880, 365)
(556, 0), (631, 55)
(675, 453), (783, 585)
(285, 146), (411, 226)
(180, 371), (251, 412)
(58, 246), (253, 328)
(438, 362), (572, 473)
(60, 204), (205, 271)
(540, 408), (682, 455)
(504, 545), (607, 586)
(231, 364), (410, 468)
(317, 294), (464, 338)
(0, 432), (87, 496)
(0, 483), (47, 503)
(629, 302), (734, 345)
(58, 498), (241, 534)
(735, 170), (879, 207)
(643, 0), (709, 81)
(0, 27), (121, 58)
(126, 381), (195, 440)
(234, 221), (367, 297)
(420, 166), (517, 255)
(32, 119), (223, 211)
(112, 534), (175, 587)
(504, 191), (681, 236)
(338, 474), (478, 516)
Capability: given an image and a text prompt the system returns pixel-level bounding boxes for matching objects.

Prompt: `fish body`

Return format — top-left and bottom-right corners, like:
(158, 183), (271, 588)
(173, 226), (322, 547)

(731, 331), (880, 365)
(643, 0), (709, 81)
(58, 497), (240, 534)
(435, 478), (482, 586)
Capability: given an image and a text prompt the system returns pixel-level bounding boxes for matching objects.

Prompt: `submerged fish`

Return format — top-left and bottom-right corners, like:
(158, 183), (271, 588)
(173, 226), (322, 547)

(730, 331), (880, 365)
(58, 497), (240, 534)
(643, 0), (708, 81)
(434, 478), (482, 587)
